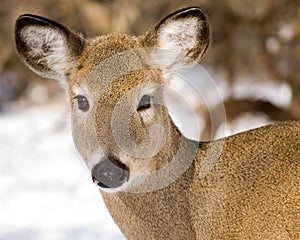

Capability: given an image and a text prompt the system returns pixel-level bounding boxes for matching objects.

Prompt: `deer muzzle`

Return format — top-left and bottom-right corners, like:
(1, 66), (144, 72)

(91, 156), (129, 189)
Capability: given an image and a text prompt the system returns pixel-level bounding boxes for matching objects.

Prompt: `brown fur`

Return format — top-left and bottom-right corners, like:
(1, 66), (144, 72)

(101, 122), (299, 239)
(15, 7), (299, 240)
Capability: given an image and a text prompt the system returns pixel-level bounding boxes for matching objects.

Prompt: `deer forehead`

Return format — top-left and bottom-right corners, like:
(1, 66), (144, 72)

(66, 33), (148, 87)
(67, 34), (164, 114)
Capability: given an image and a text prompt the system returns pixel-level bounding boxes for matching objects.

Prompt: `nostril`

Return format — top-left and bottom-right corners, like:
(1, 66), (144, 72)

(91, 156), (129, 189)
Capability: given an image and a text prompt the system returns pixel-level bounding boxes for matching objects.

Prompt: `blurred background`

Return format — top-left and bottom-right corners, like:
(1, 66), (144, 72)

(0, 0), (299, 239)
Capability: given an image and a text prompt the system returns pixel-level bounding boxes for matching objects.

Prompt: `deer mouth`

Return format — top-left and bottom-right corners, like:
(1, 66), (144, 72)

(91, 156), (129, 189)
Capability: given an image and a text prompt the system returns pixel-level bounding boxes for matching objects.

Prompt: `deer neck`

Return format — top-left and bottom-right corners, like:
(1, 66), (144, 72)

(100, 158), (199, 239)
(100, 123), (204, 239)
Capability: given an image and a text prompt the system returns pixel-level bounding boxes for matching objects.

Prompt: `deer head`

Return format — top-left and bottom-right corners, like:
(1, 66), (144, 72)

(15, 7), (210, 192)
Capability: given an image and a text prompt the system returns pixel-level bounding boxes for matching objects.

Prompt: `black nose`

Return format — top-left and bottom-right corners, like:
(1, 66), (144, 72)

(91, 156), (129, 189)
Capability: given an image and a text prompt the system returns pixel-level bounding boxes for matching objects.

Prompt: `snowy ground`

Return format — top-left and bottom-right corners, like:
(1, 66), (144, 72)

(0, 101), (125, 240)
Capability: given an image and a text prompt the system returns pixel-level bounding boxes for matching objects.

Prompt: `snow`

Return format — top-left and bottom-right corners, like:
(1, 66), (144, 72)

(0, 101), (125, 240)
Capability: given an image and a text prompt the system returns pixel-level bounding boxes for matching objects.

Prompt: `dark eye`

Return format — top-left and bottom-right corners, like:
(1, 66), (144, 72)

(75, 95), (89, 111)
(137, 95), (151, 111)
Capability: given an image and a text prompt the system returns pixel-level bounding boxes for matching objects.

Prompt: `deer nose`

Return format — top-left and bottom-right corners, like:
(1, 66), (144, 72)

(91, 156), (129, 189)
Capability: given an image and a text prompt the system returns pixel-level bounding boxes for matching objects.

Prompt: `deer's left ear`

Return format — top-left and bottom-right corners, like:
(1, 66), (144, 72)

(140, 7), (210, 74)
(15, 14), (85, 82)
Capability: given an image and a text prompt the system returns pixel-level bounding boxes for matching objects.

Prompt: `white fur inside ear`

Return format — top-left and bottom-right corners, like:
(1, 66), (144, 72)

(152, 18), (199, 72)
(20, 25), (73, 80)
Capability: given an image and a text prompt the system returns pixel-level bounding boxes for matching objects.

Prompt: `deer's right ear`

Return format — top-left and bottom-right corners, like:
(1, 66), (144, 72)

(15, 14), (85, 82)
(140, 7), (210, 74)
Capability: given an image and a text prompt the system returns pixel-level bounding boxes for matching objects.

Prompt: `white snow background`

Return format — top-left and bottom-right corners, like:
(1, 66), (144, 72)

(0, 67), (291, 240)
(0, 99), (125, 240)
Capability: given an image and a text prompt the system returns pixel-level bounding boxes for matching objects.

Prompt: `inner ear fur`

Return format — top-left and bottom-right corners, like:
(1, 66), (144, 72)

(15, 14), (85, 81)
(140, 7), (210, 73)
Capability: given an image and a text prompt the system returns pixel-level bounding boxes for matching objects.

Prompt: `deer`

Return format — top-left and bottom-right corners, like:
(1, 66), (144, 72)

(15, 6), (299, 240)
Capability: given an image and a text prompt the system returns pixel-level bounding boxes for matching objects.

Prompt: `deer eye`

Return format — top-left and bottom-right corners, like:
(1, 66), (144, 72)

(137, 95), (151, 111)
(75, 95), (90, 111)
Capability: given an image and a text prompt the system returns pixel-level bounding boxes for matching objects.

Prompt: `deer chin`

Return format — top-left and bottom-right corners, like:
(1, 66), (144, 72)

(98, 171), (151, 194)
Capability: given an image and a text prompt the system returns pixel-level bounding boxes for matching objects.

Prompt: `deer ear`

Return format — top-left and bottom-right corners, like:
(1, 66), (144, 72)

(140, 7), (210, 74)
(15, 14), (85, 82)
